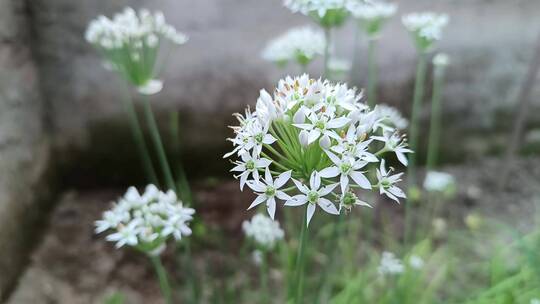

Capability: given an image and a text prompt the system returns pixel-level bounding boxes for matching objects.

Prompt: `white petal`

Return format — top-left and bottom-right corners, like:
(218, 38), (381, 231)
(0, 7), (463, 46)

(263, 134), (277, 144)
(396, 152), (408, 166)
(267, 197), (276, 219)
(292, 179), (309, 194)
(318, 183), (338, 196)
(327, 117), (350, 129)
(325, 150), (341, 166)
(285, 195), (308, 206)
(308, 129), (321, 145)
(310, 171), (321, 190)
(276, 191), (291, 201)
(274, 170), (291, 188)
(350, 171), (372, 190)
(247, 181), (266, 192)
(340, 174), (349, 193)
(306, 204), (316, 226)
(319, 167), (340, 178)
(240, 172), (249, 190)
(318, 198), (339, 215)
(248, 195), (267, 210)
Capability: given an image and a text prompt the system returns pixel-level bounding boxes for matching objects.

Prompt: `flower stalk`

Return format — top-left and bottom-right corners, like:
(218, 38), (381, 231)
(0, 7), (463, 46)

(150, 255), (173, 304)
(426, 55), (448, 170)
(293, 212), (309, 303)
(367, 38), (378, 108)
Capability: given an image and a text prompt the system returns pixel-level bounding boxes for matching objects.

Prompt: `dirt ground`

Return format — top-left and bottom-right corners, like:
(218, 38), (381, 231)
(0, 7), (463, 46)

(6, 157), (540, 304)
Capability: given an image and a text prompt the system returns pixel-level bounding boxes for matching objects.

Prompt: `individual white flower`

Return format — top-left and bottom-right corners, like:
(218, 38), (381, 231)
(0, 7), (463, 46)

(320, 151), (372, 192)
(409, 255), (424, 269)
(372, 131), (412, 166)
(347, 1), (397, 37)
(339, 190), (372, 212)
(374, 104), (408, 130)
(330, 125), (377, 162)
(423, 171), (456, 193)
(285, 171), (339, 226)
(294, 111), (350, 145)
(231, 151), (272, 190)
(86, 7), (188, 91)
(95, 185), (195, 254)
(242, 214), (285, 250)
(376, 160), (406, 203)
(378, 251), (404, 275)
(433, 53), (450, 67)
(246, 168), (292, 219)
(262, 26), (325, 66)
(402, 12), (448, 51)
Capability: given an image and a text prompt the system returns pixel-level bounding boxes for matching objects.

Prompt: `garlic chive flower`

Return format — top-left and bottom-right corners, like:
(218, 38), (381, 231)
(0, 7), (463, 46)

(347, 1), (397, 38)
(85, 7), (188, 94)
(246, 168), (292, 220)
(376, 160), (406, 203)
(285, 171), (339, 226)
(242, 214), (285, 250)
(262, 26), (326, 67)
(283, 0), (350, 28)
(402, 12), (448, 52)
(95, 185), (195, 255)
(374, 104), (408, 130)
(378, 251), (404, 275)
(225, 75), (411, 228)
(372, 131), (412, 166)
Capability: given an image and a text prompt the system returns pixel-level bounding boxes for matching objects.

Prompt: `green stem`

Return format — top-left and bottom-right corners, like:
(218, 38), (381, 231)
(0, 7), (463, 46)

(293, 210), (309, 303)
(141, 96), (176, 191)
(426, 65), (446, 170)
(407, 52), (428, 187)
(121, 86), (159, 185)
(324, 28), (332, 78)
(350, 26), (361, 84)
(260, 251), (270, 304)
(367, 38), (378, 108)
(405, 52), (428, 244)
(150, 255), (172, 304)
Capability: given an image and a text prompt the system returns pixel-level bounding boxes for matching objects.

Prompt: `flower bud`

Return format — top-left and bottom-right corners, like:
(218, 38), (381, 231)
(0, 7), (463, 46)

(299, 130), (309, 147)
(319, 134), (331, 149)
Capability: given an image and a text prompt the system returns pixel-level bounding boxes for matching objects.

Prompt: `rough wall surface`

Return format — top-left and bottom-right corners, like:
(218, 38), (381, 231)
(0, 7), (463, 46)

(26, 0), (540, 184)
(0, 0), (51, 300)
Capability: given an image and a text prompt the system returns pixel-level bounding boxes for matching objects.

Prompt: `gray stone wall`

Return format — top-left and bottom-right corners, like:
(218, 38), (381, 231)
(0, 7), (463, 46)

(0, 0), (52, 299)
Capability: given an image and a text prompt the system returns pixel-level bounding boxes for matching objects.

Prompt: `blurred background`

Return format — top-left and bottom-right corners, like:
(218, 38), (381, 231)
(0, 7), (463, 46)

(1, 0), (540, 303)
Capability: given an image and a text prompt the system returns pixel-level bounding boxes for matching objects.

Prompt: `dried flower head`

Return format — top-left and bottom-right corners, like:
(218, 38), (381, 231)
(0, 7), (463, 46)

(262, 26), (325, 67)
(95, 185), (195, 255)
(347, 1), (397, 37)
(402, 12), (448, 52)
(243, 214), (285, 250)
(225, 74), (411, 227)
(85, 7), (188, 94)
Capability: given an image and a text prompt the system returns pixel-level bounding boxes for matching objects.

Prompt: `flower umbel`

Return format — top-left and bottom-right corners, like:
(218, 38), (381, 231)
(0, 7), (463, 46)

(242, 214), (285, 250)
(402, 12), (448, 52)
(283, 0), (350, 28)
(95, 185), (195, 255)
(262, 26), (325, 67)
(225, 75), (411, 228)
(85, 7), (188, 94)
(347, 1), (397, 38)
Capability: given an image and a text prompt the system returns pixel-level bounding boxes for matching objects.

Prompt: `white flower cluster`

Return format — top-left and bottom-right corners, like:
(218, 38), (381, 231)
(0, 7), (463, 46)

(262, 26), (326, 66)
(423, 171), (456, 193)
(95, 185), (195, 254)
(374, 104), (408, 130)
(85, 7), (188, 94)
(347, 1), (397, 36)
(226, 75), (410, 226)
(378, 251), (404, 275)
(242, 214), (285, 250)
(284, 0), (348, 18)
(378, 252), (424, 275)
(402, 12), (449, 51)
(85, 7), (187, 50)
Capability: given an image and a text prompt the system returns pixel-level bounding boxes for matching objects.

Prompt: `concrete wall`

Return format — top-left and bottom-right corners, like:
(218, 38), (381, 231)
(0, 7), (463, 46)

(0, 0), (52, 299)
